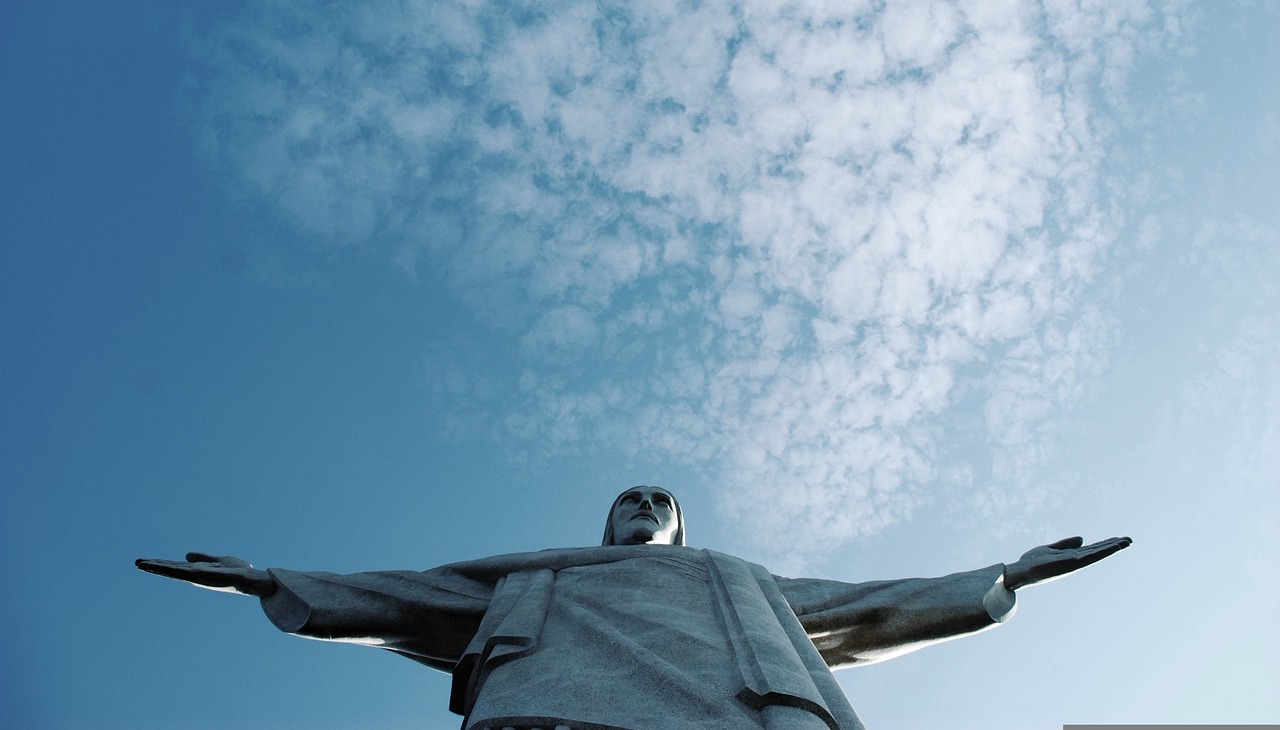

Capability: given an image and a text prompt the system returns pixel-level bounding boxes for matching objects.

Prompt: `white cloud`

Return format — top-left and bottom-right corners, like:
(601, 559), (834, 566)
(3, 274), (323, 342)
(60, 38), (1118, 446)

(188, 0), (1181, 559)
(522, 305), (600, 357)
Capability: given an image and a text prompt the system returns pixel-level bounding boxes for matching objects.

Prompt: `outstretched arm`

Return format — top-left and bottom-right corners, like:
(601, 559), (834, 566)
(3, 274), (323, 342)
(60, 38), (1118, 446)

(1003, 535), (1131, 590)
(137, 551), (505, 673)
(136, 552), (276, 597)
(780, 535), (1131, 667)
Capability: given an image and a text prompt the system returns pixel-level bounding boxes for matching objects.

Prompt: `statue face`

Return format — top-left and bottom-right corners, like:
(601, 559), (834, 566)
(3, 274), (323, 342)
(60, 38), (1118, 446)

(608, 487), (680, 545)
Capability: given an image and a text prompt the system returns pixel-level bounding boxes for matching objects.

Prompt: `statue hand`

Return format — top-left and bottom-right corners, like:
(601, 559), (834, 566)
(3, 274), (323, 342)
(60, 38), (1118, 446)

(135, 552), (276, 597)
(1003, 536), (1131, 591)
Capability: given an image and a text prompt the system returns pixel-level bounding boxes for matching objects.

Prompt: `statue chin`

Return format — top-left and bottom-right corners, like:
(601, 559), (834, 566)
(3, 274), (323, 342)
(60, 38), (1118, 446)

(621, 529), (656, 545)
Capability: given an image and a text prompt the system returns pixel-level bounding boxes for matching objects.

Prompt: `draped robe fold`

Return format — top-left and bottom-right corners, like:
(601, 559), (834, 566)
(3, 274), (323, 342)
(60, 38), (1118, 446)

(260, 545), (1014, 730)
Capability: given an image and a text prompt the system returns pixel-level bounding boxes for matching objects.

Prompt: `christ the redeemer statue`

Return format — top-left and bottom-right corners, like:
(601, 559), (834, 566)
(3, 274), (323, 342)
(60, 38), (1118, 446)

(137, 486), (1130, 730)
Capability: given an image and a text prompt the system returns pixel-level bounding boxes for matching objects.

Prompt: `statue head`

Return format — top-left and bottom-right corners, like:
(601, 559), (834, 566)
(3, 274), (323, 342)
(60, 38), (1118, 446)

(602, 485), (685, 546)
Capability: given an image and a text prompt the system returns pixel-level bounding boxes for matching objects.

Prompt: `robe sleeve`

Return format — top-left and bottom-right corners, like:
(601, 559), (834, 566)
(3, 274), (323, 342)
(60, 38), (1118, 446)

(776, 564), (1016, 668)
(259, 565), (495, 673)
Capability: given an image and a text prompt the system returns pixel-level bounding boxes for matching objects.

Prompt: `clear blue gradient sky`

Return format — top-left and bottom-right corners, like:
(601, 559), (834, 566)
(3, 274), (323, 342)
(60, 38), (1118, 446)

(2, 2), (1277, 728)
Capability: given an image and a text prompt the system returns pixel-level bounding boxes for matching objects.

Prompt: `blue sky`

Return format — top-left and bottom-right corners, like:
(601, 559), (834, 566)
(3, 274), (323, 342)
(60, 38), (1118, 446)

(2, 1), (1277, 728)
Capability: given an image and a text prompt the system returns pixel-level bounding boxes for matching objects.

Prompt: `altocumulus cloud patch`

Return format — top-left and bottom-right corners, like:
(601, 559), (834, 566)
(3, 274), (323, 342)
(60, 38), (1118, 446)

(187, 0), (1181, 558)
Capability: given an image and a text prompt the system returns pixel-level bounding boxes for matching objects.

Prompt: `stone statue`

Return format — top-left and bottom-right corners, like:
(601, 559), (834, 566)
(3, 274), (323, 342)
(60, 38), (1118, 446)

(137, 486), (1130, 730)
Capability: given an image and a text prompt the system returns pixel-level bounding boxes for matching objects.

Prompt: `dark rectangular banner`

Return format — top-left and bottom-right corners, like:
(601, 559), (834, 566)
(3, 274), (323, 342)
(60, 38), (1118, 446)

(1065, 726), (1280, 729)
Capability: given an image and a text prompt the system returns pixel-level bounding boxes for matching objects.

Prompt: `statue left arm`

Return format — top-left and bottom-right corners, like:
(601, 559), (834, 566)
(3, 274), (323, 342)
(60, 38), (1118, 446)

(777, 535), (1130, 668)
(778, 563), (1014, 668)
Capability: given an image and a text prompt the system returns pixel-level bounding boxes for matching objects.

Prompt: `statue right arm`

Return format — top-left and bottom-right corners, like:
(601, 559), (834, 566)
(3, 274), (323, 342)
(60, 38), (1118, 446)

(259, 566), (493, 672)
(137, 554), (496, 673)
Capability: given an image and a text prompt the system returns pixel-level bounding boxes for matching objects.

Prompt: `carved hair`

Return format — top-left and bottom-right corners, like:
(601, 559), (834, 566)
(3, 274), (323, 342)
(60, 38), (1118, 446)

(601, 485), (685, 546)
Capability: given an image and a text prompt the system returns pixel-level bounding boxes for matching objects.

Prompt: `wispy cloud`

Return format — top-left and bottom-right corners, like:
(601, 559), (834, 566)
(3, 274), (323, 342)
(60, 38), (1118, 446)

(189, 0), (1180, 558)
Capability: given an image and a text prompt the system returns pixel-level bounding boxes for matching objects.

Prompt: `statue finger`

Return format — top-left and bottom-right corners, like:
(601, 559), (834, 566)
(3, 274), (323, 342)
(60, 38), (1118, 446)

(220, 556), (254, 569)
(1089, 536), (1132, 557)
(178, 552), (253, 570)
(137, 558), (201, 580)
(185, 551), (222, 564)
(185, 554), (253, 569)
(1070, 537), (1131, 568)
(1047, 536), (1084, 550)
(1083, 536), (1127, 551)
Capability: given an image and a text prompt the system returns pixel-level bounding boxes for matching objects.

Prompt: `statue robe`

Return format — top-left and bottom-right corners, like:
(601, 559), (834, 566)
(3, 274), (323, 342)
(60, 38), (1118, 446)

(260, 545), (1015, 730)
